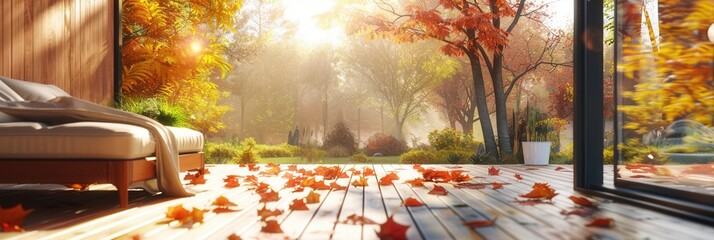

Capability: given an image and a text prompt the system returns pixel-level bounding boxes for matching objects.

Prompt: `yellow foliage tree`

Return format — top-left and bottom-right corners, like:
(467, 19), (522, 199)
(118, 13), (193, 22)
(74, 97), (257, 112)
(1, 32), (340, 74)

(619, 0), (714, 134)
(121, 0), (242, 134)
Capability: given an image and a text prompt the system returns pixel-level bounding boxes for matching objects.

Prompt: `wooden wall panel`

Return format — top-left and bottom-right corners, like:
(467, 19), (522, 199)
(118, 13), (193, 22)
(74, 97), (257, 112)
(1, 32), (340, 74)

(0, 0), (114, 105)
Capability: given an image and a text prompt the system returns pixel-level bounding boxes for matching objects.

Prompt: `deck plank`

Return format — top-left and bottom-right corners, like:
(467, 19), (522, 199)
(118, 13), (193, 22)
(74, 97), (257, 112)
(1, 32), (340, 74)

(1, 164), (713, 240)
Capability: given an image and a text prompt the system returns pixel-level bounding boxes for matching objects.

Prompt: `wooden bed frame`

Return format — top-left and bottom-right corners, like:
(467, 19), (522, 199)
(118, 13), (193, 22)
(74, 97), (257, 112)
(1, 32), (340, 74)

(0, 152), (205, 208)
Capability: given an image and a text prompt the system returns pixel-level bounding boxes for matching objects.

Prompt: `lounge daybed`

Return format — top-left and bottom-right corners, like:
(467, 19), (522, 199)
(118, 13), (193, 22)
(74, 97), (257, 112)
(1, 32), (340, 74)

(0, 77), (204, 208)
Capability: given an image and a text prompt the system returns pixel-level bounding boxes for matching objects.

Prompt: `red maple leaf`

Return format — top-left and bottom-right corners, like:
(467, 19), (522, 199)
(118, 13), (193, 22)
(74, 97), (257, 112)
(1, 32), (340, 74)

(405, 178), (425, 187)
(402, 197), (424, 207)
(492, 182), (503, 190)
(289, 199), (309, 210)
(224, 178), (240, 188)
(364, 167), (376, 176)
(514, 173), (523, 181)
(586, 218), (615, 228)
(311, 180), (331, 190)
(261, 220), (283, 233)
(413, 164), (421, 169)
(422, 169), (452, 182)
(375, 215), (409, 240)
(428, 185), (448, 196)
(338, 172), (350, 178)
(351, 177), (368, 187)
(259, 189), (280, 203)
(248, 164), (260, 171)
(212, 195), (237, 208)
(488, 167), (500, 176)
(569, 196), (593, 207)
(379, 176), (394, 185)
(342, 213), (377, 225)
(560, 208), (595, 217)
(189, 173), (206, 185)
(463, 216), (498, 228)
(306, 190), (321, 204)
(519, 183), (558, 200)
(244, 175), (259, 185)
(0, 204), (32, 232)
(384, 172), (400, 180)
(257, 204), (283, 221)
(450, 171), (471, 182)
(330, 181), (347, 190)
(284, 178), (297, 188)
(288, 164), (298, 171)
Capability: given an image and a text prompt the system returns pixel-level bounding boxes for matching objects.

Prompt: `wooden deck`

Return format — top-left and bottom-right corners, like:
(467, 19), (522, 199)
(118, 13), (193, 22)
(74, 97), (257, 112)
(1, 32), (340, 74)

(1, 164), (713, 240)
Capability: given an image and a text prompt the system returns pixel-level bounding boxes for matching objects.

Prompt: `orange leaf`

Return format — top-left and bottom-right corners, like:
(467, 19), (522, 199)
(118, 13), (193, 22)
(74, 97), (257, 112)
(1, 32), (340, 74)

(190, 173), (206, 184)
(166, 205), (191, 223)
(306, 190), (321, 204)
(282, 172), (294, 179)
(261, 220), (283, 233)
(450, 171), (471, 182)
(413, 164), (421, 169)
(514, 173), (523, 180)
(586, 218), (615, 228)
(422, 169), (452, 182)
(227, 233), (242, 240)
(488, 167), (500, 176)
(384, 172), (400, 180)
(379, 176), (394, 185)
(402, 197), (424, 207)
(190, 207), (205, 223)
(463, 216), (498, 228)
(254, 182), (270, 193)
(287, 164), (298, 171)
(213, 195), (237, 208)
(682, 163), (714, 175)
(244, 175), (259, 185)
(257, 204), (283, 221)
(364, 168), (375, 176)
(259, 189), (280, 203)
(65, 183), (91, 190)
(1, 222), (23, 232)
(519, 183), (558, 200)
(351, 177), (368, 187)
(376, 215), (409, 240)
(184, 172), (198, 180)
(569, 196), (593, 207)
(292, 187), (305, 192)
(0, 204), (32, 229)
(300, 177), (316, 187)
(284, 178), (297, 188)
(330, 181), (347, 190)
(555, 166), (567, 171)
(311, 180), (331, 190)
(223, 175), (239, 182)
(428, 185), (448, 196)
(492, 182), (503, 190)
(405, 178), (425, 187)
(338, 172), (350, 178)
(342, 213), (377, 225)
(289, 199), (309, 210)
(224, 178), (240, 188)
(248, 164), (260, 171)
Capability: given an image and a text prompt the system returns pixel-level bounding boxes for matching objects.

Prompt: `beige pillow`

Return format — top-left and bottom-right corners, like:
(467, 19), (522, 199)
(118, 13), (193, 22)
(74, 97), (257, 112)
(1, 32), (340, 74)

(0, 76), (70, 101)
(0, 79), (23, 122)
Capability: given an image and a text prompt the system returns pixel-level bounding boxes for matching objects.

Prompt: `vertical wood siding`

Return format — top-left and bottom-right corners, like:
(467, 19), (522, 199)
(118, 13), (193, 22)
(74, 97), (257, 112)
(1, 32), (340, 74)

(0, 0), (114, 105)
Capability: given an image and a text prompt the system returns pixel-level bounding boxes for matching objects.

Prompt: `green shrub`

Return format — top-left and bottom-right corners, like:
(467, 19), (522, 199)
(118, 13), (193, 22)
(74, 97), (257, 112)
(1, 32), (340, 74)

(119, 98), (192, 128)
(234, 138), (259, 164)
(428, 128), (479, 151)
(603, 146), (614, 165)
(323, 122), (358, 155)
(400, 150), (441, 164)
(350, 153), (369, 163)
(551, 143), (574, 164)
(366, 133), (409, 156)
(469, 153), (496, 164)
(327, 146), (352, 157)
(620, 138), (669, 165)
(205, 142), (240, 160)
(299, 147), (326, 163)
(256, 143), (297, 157)
(434, 150), (473, 164)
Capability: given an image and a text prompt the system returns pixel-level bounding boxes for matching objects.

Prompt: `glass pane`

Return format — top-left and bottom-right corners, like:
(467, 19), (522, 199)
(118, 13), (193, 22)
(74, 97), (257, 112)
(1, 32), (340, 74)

(616, 0), (714, 196)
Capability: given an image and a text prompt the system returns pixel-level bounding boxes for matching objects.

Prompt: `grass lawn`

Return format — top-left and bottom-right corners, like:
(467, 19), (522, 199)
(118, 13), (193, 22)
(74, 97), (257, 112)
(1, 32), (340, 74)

(206, 156), (401, 164)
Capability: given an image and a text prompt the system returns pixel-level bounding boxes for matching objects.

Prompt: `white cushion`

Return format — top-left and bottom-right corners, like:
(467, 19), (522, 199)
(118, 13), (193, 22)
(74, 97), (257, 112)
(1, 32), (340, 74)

(0, 79), (24, 123)
(0, 76), (69, 101)
(0, 122), (204, 159)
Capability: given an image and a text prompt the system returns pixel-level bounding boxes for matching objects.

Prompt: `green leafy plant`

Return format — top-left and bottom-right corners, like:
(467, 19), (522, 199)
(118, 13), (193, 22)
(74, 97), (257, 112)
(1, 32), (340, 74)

(350, 153), (369, 163)
(256, 143), (298, 157)
(118, 97), (192, 128)
(400, 150), (442, 164)
(234, 138), (260, 164)
(323, 122), (358, 156)
(427, 128), (479, 152)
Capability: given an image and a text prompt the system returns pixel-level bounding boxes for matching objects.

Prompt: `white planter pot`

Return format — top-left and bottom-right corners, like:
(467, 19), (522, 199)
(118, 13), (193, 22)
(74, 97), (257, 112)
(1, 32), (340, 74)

(522, 141), (551, 166)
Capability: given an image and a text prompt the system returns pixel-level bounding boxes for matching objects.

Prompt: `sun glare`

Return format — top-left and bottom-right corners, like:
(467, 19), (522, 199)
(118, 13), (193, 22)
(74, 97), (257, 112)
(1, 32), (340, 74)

(191, 41), (202, 53)
(282, 0), (344, 47)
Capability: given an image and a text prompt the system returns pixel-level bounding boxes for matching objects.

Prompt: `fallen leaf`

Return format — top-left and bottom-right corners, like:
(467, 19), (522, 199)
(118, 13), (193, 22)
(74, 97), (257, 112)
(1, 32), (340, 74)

(244, 175), (259, 185)
(0, 204), (32, 231)
(513, 199), (552, 206)
(353, 170), (362, 175)
(384, 172), (400, 180)
(289, 199), (309, 210)
(514, 173), (523, 180)
(405, 178), (425, 187)
(190, 173), (206, 185)
(422, 169), (452, 182)
(190, 207), (205, 223)
(267, 162), (280, 168)
(342, 213), (377, 225)
(223, 175), (239, 182)
(455, 182), (491, 189)
(560, 208), (595, 216)
(248, 164), (260, 171)
(254, 182), (270, 193)
(569, 196), (593, 207)
(585, 218), (615, 228)
(224, 178), (240, 188)
(338, 172), (350, 178)
(166, 205), (191, 223)
(257, 204), (283, 221)
(492, 182), (503, 190)
(379, 176), (394, 185)
(364, 168), (375, 176)
(402, 197), (424, 207)
(261, 220), (283, 233)
(525, 167), (540, 170)
(375, 215), (409, 240)
(316, 166), (342, 180)
(555, 166), (571, 171)
(463, 216), (498, 228)
(682, 164), (714, 175)
(292, 187), (305, 192)
(428, 185), (448, 196)
(306, 190), (321, 204)
(413, 164), (421, 169)
(259, 189), (280, 203)
(300, 177), (316, 187)
(630, 175), (651, 178)
(284, 178), (297, 188)
(65, 183), (91, 190)
(184, 172), (198, 180)
(488, 167), (500, 176)
(227, 233), (242, 240)
(213, 195), (238, 208)
(351, 177), (368, 187)
(288, 164), (298, 171)
(450, 171), (471, 182)
(330, 181), (347, 190)
(260, 166), (281, 176)
(239, 163), (246, 167)
(519, 183), (558, 200)
(311, 180), (331, 190)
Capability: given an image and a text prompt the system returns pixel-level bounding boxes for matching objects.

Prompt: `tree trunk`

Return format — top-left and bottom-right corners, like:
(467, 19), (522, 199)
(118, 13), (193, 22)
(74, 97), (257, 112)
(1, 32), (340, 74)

(394, 118), (405, 140)
(449, 119), (457, 129)
(491, 52), (513, 159)
(240, 98), (246, 140)
(357, 107), (361, 148)
(460, 119), (473, 134)
(467, 53), (498, 158)
(323, 99), (328, 143)
(380, 104), (385, 133)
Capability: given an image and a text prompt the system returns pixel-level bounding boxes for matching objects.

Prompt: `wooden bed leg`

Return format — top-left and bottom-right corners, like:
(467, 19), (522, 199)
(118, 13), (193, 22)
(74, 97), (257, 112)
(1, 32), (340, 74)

(111, 161), (130, 208)
(200, 152), (206, 174)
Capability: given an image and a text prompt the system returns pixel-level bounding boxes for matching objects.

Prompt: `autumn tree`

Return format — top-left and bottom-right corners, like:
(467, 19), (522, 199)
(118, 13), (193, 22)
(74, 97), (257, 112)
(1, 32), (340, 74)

(430, 59), (477, 132)
(348, 0), (568, 159)
(346, 39), (457, 139)
(121, 0), (242, 134)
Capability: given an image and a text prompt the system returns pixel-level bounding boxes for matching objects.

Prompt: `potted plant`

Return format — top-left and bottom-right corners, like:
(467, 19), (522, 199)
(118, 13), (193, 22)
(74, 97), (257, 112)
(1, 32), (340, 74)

(522, 109), (554, 166)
